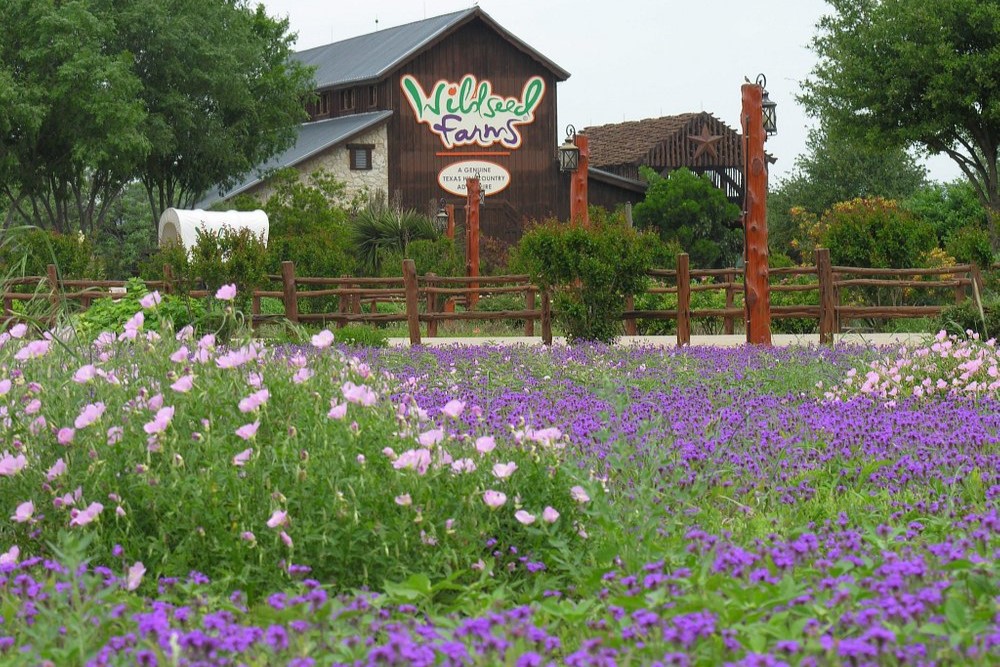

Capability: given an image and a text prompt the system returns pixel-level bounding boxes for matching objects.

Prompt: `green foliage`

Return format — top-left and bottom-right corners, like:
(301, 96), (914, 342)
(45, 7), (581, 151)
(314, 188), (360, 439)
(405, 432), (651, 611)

(516, 219), (655, 343)
(946, 225), (994, 270)
(474, 293), (527, 330)
(381, 238), (463, 277)
(333, 324), (389, 348)
(91, 182), (158, 278)
(820, 198), (937, 269)
(800, 0), (1000, 245)
(903, 180), (990, 245)
(188, 227), (269, 309)
(74, 278), (206, 337)
(633, 167), (742, 268)
(0, 227), (102, 280)
(349, 193), (440, 276)
(936, 297), (1000, 340)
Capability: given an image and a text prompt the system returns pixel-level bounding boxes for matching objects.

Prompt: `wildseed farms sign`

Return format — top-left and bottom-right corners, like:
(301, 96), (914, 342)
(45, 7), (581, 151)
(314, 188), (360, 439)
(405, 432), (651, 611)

(401, 74), (545, 149)
(437, 160), (511, 197)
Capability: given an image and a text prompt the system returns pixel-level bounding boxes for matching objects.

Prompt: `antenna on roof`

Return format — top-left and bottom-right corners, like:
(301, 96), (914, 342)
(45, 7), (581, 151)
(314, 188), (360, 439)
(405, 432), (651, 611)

(375, 17), (379, 30)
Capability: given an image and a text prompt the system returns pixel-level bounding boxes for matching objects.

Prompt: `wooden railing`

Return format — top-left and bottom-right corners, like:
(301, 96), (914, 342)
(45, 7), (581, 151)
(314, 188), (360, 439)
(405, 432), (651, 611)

(1, 248), (984, 346)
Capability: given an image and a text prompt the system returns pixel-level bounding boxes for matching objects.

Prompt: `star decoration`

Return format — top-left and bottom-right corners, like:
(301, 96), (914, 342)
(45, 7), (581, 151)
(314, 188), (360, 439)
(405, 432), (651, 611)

(688, 124), (724, 161)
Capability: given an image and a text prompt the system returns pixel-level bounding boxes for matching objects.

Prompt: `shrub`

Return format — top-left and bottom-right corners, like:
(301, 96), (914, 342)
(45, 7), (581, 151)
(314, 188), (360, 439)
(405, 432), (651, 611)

(74, 278), (207, 337)
(188, 227), (269, 312)
(350, 192), (439, 275)
(936, 297), (1000, 340)
(334, 324), (389, 348)
(0, 227), (102, 280)
(516, 219), (655, 343)
(820, 197), (937, 269)
(474, 293), (527, 330)
(945, 225), (994, 270)
(380, 237), (462, 277)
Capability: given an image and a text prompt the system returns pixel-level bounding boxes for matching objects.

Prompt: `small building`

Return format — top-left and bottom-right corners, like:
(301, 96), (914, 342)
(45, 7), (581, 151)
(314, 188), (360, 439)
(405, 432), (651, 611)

(198, 7), (570, 246)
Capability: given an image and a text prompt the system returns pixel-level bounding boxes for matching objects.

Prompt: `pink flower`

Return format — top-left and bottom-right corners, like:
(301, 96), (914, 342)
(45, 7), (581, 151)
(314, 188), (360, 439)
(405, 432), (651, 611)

(125, 561), (146, 591)
(0, 453), (27, 476)
(11, 500), (34, 523)
(311, 329), (335, 348)
(107, 426), (124, 445)
(73, 364), (98, 383)
(440, 400), (465, 419)
(170, 346), (190, 363)
(235, 421), (259, 441)
(542, 506), (560, 523)
(280, 531), (293, 548)
(215, 284), (237, 300)
(266, 509), (288, 529)
(171, 375), (195, 393)
(74, 402), (105, 429)
(0, 379), (10, 395)
(342, 381), (377, 406)
(241, 531), (256, 544)
(570, 485), (590, 503)
(176, 325), (194, 341)
(69, 502), (104, 527)
(450, 458), (477, 474)
(57, 427), (76, 445)
(392, 448), (432, 474)
(492, 462), (518, 480)
(139, 291), (161, 309)
(46, 458), (67, 481)
(394, 494), (412, 506)
(482, 490), (507, 509)
(232, 448), (253, 467)
(143, 406), (175, 435)
(9, 323), (27, 338)
(0, 545), (19, 565)
(327, 401), (347, 420)
(527, 427), (563, 447)
(238, 389), (270, 413)
(292, 368), (313, 384)
(14, 339), (51, 361)
(514, 510), (536, 526)
(417, 428), (445, 448)
(475, 436), (496, 455)
(25, 399), (42, 415)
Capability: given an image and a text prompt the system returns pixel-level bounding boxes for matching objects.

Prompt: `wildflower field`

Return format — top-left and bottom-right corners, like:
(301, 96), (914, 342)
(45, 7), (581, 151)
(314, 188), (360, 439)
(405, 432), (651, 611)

(1, 297), (998, 666)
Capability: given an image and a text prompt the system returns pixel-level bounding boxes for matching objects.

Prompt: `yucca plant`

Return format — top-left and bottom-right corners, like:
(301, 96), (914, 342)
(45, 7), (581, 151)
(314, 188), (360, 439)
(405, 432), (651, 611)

(349, 191), (439, 275)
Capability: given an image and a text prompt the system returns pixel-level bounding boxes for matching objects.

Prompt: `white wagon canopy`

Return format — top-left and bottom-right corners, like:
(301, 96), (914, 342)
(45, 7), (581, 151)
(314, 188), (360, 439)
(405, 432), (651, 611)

(157, 209), (269, 251)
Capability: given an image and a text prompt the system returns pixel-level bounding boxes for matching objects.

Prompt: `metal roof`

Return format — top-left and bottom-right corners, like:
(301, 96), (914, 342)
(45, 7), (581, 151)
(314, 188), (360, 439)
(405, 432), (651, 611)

(196, 110), (392, 208)
(293, 7), (570, 89)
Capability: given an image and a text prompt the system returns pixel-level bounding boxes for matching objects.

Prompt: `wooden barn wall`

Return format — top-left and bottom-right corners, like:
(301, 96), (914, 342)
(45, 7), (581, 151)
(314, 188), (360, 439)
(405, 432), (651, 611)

(385, 18), (562, 245)
(587, 179), (644, 213)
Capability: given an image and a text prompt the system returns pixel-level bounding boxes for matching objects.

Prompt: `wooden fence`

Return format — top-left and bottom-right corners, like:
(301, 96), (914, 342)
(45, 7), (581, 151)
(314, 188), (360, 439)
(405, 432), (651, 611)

(2, 248), (984, 346)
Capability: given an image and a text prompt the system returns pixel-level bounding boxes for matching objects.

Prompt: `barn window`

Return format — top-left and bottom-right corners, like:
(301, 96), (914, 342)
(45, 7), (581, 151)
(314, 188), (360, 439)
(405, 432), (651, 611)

(340, 88), (355, 111)
(368, 85), (379, 108)
(317, 92), (330, 116)
(348, 144), (373, 170)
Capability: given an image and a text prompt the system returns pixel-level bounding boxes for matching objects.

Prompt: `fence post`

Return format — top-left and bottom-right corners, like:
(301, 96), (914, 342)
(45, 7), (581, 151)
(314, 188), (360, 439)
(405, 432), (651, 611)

(817, 248), (835, 345)
(524, 286), (535, 336)
(955, 266), (967, 304)
(676, 254), (691, 346)
(970, 261), (986, 324)
(281, 261), (299, 324)
(402, 259), (422, 345)
(624, 294), (637, 336)
(47, 264), (60, 320)
(162, 264), (174, 295)
(336, 274), (349, 328)
(724, 270), (735, 335)
(426, 272), (438, 338)
(541, 289), (552, 345)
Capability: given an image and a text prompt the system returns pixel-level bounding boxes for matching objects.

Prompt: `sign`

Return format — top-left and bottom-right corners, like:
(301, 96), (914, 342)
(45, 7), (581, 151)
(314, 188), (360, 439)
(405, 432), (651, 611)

(401, 74), (545, 150)
(438, 161), (511, 197)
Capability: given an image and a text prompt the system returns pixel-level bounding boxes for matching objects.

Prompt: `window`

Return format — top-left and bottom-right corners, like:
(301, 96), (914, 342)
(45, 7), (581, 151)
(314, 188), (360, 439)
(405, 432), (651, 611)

(348, 144), (373, 171)
(317, 92), (330, 116)
(368, 85), (378, 108)
(340, 88), (355, 111)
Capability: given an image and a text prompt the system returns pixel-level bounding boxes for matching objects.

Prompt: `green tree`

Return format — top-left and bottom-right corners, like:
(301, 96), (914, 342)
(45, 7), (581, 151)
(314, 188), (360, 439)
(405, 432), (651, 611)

(820, 198), (937, 269)
(769, 125), (927, 260)
(903, 179), (989, 246)
(801, 0), (1000, 248)
(0, 0), (148, 235)
(633, 167), (741, 268)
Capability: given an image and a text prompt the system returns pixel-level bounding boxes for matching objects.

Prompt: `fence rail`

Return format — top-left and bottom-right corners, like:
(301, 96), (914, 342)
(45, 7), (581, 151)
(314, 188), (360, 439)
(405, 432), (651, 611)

(1, 248), (985, 346)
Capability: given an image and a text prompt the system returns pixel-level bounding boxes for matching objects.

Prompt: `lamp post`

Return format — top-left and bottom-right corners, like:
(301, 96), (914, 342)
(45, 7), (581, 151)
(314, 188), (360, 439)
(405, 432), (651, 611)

(741, 74), (776, 345)
(559, 125), (589, 227)
(436, 198), (455, 239)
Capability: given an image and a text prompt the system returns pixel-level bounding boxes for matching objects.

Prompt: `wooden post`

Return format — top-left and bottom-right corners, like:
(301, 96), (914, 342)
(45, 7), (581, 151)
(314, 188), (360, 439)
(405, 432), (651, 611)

(817, 248), (836, 345)
(337, 274), (349, 328)
(402, 259), (421, 345)
(541, 289), (552, 345)
(465, 177), (481, 309)
(281, 261), (299, 324)
(251, 292), (261, 329)
(955, 267), (967, 304)
(524, 287), (535, 336)
(570, 134), (590, 227)
(677, 253), (691, 346)
(47, 264), (60, 316)
(724, 270), (735, 334)
(624, 294), (637, 336)
(162, 264), (174, 295)
(426, 272), (438, 338)
(741, 79), (772, 345)
(445, 204), (455, 240)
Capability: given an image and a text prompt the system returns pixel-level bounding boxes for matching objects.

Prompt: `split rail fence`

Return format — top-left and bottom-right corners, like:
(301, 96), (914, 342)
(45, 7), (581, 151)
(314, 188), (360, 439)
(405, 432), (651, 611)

(2, 248), (985, 346)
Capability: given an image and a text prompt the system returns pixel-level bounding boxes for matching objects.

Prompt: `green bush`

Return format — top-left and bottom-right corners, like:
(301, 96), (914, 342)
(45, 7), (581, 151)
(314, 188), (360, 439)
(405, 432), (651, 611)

(821, 197), (937, 269)
(945, 225), (994, 270)
(381, 237), (462, 277)
(334, 324), (389, 347)
(188, 227), (269, 311)
(0, 227), (102, 280)
(474, 293), (527, 330)
(516, 219), (655, 343)
(74, 278), (207, 337)
(350, 192), (439, 276)
(936, 296), (1000, 340)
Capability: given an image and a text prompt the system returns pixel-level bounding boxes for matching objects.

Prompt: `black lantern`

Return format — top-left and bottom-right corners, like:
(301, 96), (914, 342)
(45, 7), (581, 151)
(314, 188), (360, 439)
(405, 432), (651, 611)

(435, 198), (448, 232)
(558, 125), (579, 172)
(756, 74), (777, 136)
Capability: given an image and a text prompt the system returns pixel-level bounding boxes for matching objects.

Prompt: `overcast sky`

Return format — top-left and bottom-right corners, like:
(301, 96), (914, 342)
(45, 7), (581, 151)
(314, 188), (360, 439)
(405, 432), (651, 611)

(259, 0), (962, 185)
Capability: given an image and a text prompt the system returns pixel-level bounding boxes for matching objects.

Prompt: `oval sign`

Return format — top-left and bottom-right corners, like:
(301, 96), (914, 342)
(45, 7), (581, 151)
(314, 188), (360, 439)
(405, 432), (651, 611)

(437, 160), (511, 197)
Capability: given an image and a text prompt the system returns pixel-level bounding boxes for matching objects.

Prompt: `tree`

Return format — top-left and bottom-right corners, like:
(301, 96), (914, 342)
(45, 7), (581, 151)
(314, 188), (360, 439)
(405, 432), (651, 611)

(118, 1), (314, 221)
(801, 0), (1000, 248)
(769, 124), (927, 260)
(820, 198), (937, 269)
(633, 167), (741, 268)
(0, 0), (148, 235)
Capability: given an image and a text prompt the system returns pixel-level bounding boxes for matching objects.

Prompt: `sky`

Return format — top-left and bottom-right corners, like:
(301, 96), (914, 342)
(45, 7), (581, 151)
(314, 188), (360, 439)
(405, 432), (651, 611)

(259, 0), (962, 185)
